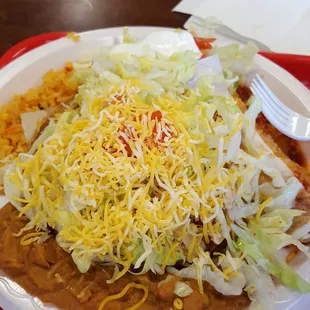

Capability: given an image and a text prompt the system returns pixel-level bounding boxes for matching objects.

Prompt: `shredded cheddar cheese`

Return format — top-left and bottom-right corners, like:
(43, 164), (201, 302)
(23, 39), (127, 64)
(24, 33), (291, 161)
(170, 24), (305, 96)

(255, 196), (273, 222)
(66, 32), (80, 42)
(286, 246), (299, 263)
(98, 282), (148, 310)
(173, 298), (183, 310)
(20, 232), (45, 245)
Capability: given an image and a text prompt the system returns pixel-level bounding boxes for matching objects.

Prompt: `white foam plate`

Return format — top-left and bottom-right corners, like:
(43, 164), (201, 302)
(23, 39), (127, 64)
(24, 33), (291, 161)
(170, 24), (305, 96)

(0, 26), (310, 310)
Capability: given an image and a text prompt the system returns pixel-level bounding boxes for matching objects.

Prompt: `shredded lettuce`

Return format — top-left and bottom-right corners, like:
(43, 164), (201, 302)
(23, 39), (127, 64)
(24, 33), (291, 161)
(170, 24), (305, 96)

(28, 120), (57, 155)
(233, 224), (310, 293)
(260, 177), (303, 209)
(241, 263), (275, 310)
(123, 27), (136, 44)
(210, 42), (259, 82)
(257, 208), (305, 233)
(71, 250), (93, 273)
(131, 241), (184, 275)
(4, 162), (25, 214)
(174, 281), (193, 297)
(168, 262), (246, 296)
(250, 223), (310, 258)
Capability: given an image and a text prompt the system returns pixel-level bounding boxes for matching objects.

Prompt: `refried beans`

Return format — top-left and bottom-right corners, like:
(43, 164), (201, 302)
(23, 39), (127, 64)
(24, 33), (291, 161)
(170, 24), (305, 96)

(0, 204), (250, 310)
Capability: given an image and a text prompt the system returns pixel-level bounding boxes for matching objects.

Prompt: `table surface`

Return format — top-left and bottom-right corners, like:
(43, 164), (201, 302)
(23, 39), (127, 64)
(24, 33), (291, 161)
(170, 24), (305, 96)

(0, 0), (187, 56)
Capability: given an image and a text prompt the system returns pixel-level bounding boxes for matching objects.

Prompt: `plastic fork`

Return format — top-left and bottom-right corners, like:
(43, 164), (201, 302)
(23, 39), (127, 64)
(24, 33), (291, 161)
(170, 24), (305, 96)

(250, 75), (310, 141)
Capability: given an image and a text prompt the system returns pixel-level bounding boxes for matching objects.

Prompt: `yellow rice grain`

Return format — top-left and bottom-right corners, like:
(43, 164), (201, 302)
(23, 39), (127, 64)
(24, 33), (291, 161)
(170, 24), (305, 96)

(66, 32), (81, 42)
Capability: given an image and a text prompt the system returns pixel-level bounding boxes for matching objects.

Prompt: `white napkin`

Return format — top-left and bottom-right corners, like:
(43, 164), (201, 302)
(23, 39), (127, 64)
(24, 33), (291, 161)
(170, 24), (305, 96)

(173, 0), (310, 55)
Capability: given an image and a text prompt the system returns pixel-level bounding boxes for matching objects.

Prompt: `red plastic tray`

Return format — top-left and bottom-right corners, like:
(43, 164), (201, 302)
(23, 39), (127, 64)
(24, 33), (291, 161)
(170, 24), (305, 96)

(259, 51), (310, 89)
(0, 32), (309, 89)
(0, 32), (68, 69)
